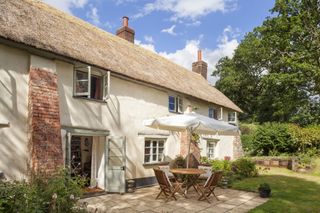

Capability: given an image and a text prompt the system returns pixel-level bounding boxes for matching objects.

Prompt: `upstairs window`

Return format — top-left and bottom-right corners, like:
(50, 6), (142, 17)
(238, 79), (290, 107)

(144, 139), (165, 163)
(168, 96), (183, 113)
(74, 66), (109, 100)
(208, 108), (218, 119)
(228, 112), (236, 123)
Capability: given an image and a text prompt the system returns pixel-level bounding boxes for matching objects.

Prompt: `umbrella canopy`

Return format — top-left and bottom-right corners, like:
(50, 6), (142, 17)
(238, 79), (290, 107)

(143, 111), (238, 134)
(143, 112), (239, 168)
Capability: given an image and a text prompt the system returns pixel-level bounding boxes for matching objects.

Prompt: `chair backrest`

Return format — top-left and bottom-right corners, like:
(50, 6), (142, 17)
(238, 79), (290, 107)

(158, 165), (171, 176)
(153, 168), (172, 188)
(204, 170), (223, 188)
(198, 165), (212, 178)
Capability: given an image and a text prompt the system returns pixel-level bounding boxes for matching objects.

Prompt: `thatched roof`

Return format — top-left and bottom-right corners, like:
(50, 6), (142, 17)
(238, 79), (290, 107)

(0, 0), (242, 112)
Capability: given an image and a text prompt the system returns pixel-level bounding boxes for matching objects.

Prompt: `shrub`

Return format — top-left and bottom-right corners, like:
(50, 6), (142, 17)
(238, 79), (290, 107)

(211, 160), (232, 173)
(0, 169), (87, 213)
(241, 123), (320, 157)
(232, 158), (258, 178)
(172, 155), (186, 168)
(252, 123), (296, 156)
(199, 156), (213, 165)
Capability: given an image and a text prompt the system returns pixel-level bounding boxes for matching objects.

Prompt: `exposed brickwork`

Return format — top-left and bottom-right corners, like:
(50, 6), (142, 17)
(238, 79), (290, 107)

(28, 68), (63, 174)
(232, 134), (244, 159)
(192, 61), (208, 79)
(180, 131), (200, 168)
(116, 26), (135, 43)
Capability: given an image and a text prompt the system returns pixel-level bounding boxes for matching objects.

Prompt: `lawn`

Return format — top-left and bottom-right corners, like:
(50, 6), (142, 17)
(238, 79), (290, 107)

(231, 167), (320, 213)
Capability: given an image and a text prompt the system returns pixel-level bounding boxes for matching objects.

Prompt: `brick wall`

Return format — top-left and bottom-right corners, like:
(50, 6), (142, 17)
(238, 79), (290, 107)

(28, 68), (63, 174)
(180, 131), (200, 167)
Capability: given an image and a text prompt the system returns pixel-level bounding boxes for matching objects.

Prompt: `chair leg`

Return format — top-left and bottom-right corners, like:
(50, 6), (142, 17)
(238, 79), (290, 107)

(156, 190), (163, 199)
(212, 191), (219, 201)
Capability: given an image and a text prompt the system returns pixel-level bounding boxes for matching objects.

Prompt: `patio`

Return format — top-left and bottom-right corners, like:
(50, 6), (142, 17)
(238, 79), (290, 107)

(80, 186), (268, 213)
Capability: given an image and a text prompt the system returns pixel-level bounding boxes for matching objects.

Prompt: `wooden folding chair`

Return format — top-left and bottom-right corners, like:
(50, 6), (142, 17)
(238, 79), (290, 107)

(153, 168), (182, 202)
(158, 165), (176, 182)
(197, 171), (223, 203)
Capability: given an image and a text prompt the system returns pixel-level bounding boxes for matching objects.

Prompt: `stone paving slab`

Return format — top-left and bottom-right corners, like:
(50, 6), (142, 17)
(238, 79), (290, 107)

(80, 186), (268, 213)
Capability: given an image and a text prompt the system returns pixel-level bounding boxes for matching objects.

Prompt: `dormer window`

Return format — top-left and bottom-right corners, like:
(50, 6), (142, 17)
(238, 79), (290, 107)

(168, 96), (183, 113)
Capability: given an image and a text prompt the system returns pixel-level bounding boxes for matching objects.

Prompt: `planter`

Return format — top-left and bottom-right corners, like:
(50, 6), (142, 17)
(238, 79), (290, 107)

(259, 189), (271, 198)
(271, 160), (280, 167)
(263, 160), (270, 166)
(279, 160), (289, 167)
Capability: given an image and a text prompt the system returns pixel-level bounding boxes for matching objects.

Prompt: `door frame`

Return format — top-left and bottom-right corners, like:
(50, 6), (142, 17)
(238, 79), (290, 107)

(63, 126), (109, 190)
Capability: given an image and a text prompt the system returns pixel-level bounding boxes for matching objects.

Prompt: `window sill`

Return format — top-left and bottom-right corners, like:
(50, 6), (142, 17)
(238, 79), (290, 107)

(73, 96), (105, 103)
(143, 162), (169, 167)
(168, 111), (183, 114)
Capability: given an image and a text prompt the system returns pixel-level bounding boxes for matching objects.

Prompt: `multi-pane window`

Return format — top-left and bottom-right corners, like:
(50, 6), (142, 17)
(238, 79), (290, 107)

(228, 112), (236, 123)
(207, 141), (216, 159)
(74, 67), (109, 100)
(168, 96), (183, 113)
(208, 108), (218, 119)
(144, 139), (165, 163)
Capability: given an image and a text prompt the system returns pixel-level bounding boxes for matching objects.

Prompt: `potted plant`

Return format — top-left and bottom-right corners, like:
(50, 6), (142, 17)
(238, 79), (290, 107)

(258, 183), (271, 198)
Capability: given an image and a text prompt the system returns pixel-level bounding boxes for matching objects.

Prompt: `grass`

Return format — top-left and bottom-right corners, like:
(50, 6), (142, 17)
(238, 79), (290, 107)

(231, 167), (320, 213)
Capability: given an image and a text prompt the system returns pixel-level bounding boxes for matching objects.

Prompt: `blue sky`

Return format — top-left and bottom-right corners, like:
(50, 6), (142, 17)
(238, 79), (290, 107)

(43, 0), (275, 84)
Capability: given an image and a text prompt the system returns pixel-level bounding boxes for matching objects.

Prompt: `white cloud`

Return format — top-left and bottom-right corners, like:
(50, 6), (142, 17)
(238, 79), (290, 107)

(144, 36), (154, 44)
(135, 40), (157, 53)
(104, 21), (113, 30)
(86, 6), (100, 25)
(113, 0), (137, 5)
(161, 25), (177, 35)
(43, 0), (88, 14)
(135, 0), (237, 21)
(159, 26), (239, 84)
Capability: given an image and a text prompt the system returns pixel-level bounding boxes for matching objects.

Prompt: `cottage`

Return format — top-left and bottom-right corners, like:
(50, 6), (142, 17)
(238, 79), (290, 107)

(0, 0), (242, 193)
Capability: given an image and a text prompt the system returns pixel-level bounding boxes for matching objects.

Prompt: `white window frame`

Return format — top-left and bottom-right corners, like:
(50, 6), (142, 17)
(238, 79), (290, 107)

(208, 107), (218, 119)
(144, 138), (165, 164)
(74, 66), (91, 97)
(168, 95), (183, 114)
(73, 66), (110, 101)
(228, 111), (236, 123)
(207, 141), (217, 159)
(176, 96), (183, 113)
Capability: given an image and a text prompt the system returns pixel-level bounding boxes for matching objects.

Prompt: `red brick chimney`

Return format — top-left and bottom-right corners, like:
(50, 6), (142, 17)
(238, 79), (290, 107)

(116, 16), (135, 43)
(192, 50), (208, 79)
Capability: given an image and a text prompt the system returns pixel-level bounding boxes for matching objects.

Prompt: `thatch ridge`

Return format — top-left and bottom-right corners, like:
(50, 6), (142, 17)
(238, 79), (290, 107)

(0, 0), (242, 112)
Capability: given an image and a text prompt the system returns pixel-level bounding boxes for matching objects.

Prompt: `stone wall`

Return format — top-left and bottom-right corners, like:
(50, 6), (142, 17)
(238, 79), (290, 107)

(232, 134), (244, 159)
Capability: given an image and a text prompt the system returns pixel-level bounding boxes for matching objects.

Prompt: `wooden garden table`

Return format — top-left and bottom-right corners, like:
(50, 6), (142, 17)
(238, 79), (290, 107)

(170, 168), (205, 197)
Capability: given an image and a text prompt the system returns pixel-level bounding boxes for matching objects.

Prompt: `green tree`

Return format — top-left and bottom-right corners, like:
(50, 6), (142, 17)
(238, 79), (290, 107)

(213, 0), (320, 125)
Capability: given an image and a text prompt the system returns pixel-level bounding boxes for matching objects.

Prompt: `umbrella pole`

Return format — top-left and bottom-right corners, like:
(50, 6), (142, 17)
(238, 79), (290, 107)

(186, 129), (192, 168)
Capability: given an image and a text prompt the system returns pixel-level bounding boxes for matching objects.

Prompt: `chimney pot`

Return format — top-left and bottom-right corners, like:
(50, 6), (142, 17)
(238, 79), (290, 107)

(198, 50), (202, 61)
(192, 50), (208, 80)
(123, 16), (129, 27)
(116, 16), (135, 43)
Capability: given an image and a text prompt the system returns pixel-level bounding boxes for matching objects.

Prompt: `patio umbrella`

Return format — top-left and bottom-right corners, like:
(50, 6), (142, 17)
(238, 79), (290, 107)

(143, 111), (238, 168)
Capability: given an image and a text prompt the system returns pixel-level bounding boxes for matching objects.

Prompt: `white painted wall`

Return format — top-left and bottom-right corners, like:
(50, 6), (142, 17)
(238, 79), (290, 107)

(200, 135), (236, 160)
(0, 44), (239, 181)
(0, 44), (29, 180)
(56, 61), (182, 179)
(55, 60), (239, 179)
